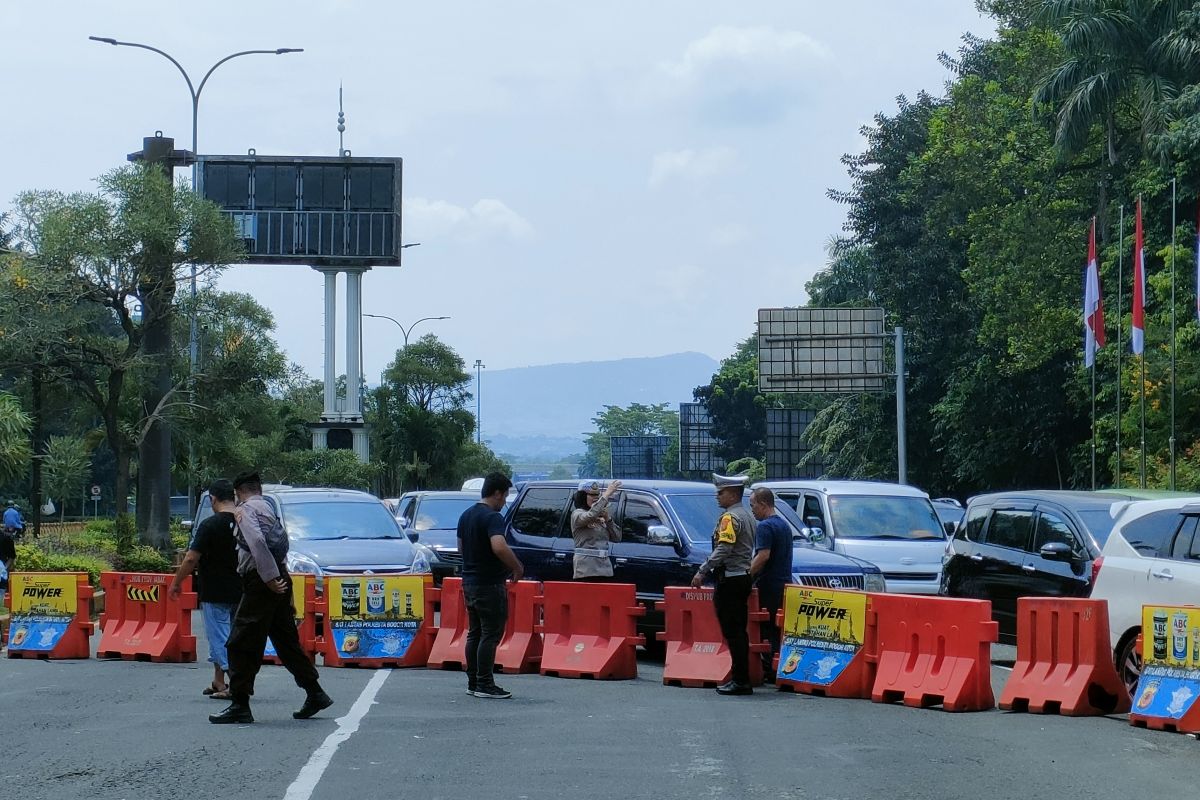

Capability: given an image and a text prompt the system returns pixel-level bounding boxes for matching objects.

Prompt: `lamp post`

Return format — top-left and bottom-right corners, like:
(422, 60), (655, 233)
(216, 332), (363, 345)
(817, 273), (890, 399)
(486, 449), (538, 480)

(474, 359), (485, 444)
(89, 36), (302, 511)
(363, 313), (450, 349)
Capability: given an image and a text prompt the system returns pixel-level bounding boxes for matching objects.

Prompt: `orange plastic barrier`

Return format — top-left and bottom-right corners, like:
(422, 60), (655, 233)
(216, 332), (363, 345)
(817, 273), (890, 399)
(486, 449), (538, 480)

(320, 575), (435, 668)
(655, 586), (768, 688)
(6, 572), (94, 660)
(775, 586), (875, 699)
(495, 580), (544, 674)
(538, 581), (645, 680)
(1000, 597), (1129, 715)
(263, 574), (319, 666)
(1129, 605), (1200, 734)
(97, 572), (197, 662)
(869, 593), (997, 712)
(426, 577), (467, 670)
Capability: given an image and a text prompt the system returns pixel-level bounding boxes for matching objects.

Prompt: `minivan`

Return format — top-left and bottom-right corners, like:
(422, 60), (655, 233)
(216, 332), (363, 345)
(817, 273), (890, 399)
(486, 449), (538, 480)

(756, 480), (948, 594)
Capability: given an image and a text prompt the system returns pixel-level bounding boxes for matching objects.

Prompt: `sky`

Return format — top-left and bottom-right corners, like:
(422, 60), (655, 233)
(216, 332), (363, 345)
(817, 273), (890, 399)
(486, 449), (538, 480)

(2, 1), (992, 378)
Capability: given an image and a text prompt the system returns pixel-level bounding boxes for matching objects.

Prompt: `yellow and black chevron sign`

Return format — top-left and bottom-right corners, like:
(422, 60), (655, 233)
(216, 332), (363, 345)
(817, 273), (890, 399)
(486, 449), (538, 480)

(126, 585), (160, 603)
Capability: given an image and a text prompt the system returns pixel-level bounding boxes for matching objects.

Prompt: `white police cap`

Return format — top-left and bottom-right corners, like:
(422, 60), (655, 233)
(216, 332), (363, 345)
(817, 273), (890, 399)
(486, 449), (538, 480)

(712, 473), (749, 489)
(577, 480), (602, 493)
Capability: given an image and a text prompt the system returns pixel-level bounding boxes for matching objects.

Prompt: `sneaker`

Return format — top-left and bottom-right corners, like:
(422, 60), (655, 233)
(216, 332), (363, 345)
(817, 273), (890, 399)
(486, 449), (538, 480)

(293, 690), (334, 720)
(471, 685), (512, 699)
(466, 685), (477, 696)
(209, 703), (254, 724)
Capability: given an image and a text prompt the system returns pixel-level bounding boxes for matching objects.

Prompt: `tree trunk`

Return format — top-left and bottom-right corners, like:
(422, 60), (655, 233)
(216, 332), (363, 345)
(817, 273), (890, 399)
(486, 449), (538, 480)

(30, 368), (44, 539)
(137, 278), (175, 549)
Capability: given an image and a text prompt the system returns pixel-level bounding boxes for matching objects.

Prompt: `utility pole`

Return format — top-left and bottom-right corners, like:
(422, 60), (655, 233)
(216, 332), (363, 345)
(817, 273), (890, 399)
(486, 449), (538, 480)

(474, 360), (485, 444)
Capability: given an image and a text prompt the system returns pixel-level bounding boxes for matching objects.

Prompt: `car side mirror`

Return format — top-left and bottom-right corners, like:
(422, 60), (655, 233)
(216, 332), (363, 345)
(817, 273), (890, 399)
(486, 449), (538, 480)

(943, 521), (958, 536)
(803, 518), (826, 541)
(646, 525), (678, 546)
(406, 530), (419, 543)
(1039, 541), (1072, 561)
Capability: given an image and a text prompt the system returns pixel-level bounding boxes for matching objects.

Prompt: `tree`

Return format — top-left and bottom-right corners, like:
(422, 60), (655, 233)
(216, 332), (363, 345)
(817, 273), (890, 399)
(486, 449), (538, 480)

(0, 392), (31, 484)
(693, 335), (766, 466)
(4, 165), (241, 546)
(580, 403), (680, 478)
(43, 434), (91, 521)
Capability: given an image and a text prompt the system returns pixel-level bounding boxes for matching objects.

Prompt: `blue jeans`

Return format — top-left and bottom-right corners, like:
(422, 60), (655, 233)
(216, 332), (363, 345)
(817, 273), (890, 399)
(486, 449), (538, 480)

(202, 601), (237, 671)
(463, 582), (508, 690)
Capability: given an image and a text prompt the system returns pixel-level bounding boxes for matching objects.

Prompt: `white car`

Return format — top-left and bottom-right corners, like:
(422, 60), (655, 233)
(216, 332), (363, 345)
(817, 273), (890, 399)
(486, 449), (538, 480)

(1091, 497), (1200, 699)
(755, 480), (949, 594)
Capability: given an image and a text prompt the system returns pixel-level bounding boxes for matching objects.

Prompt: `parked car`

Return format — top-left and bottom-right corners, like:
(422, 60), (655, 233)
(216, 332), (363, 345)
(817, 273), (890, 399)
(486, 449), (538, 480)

(940, 490), (1145, 642)
(755, 480), (947, 595)
(192, 487), (433, 590)
(392, 490), (481, 583)
(1091, 497), (1200, 699)
(503, 480), (886, 649)
(932, 498), (965, 531)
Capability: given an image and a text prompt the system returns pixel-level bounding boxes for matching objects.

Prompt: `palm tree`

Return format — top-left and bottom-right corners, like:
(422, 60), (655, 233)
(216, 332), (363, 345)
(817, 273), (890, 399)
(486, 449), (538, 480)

(1033, 0), (1200, 165)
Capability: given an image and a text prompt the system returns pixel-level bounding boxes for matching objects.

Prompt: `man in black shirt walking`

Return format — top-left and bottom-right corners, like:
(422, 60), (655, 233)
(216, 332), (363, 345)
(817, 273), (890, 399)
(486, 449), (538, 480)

(457, 472), (523, 699)
(170, 478), (242, 698)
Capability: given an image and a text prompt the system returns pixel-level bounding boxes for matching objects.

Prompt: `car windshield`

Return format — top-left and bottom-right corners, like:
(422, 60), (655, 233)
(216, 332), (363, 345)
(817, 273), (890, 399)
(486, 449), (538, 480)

(414, 497), (477, 531)
(283, 500), (403, 540)
(827, 495), (945, 540)
(933, 504), (964, 526)
(1076, 509), (1117, 545)
(664, 493), (809, 547)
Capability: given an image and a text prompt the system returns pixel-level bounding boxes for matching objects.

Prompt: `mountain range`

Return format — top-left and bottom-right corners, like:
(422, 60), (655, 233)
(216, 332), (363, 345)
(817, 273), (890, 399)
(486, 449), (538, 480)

(479, 352), (720, 460)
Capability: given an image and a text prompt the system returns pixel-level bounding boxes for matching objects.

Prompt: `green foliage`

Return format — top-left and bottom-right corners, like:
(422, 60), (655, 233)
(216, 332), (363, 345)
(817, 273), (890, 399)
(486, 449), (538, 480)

(580, 403), (681, 478)
(113, 513), (136, 555)
(14, 543), (109, 587)
(264, 449), (380, 491)
(694, 336), (765, 465)
(0, 391), (31, 484)
(43, 434), (91, 520)
(115, 545), (172, 574)
(724, 457), (765, 482)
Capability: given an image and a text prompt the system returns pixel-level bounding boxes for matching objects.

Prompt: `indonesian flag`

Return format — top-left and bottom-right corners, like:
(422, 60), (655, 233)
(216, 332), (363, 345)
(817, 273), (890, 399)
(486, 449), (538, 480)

(1084, 217), (1105, 367)
(1132, 197), (1146, 355)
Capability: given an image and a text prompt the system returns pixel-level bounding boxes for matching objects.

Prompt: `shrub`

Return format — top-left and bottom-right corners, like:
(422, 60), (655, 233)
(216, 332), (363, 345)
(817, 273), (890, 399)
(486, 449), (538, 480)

(85, 519), (115, 537)
(14, 543), (109, 587)
(116, 545), (172, 574)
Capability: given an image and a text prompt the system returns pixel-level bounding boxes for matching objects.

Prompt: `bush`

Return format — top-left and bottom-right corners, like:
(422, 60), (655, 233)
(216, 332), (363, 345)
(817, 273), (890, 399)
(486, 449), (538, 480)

(169, 522), (190, 551)
(116, 545), (172, 574)
(85, 519), (115, 537)
(14, 543), (109, 587)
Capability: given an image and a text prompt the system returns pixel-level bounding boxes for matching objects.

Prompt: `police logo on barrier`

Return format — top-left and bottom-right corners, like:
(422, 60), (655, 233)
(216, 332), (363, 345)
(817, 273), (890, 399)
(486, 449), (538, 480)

(127, 585), (161, 603)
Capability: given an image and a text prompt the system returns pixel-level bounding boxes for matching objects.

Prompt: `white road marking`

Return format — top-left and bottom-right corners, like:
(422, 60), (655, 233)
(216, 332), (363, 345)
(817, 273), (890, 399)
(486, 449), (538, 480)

(283, 669), (391, 800)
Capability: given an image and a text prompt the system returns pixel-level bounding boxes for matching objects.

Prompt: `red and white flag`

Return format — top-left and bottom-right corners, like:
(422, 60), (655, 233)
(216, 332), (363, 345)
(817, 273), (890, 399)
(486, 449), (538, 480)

(1132, 198), (1146, 355)
(1084, 217), (1105, 367)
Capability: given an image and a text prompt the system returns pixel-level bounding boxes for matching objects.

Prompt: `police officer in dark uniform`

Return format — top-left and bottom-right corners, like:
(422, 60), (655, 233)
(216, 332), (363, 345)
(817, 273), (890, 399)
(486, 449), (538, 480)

(691, 473), (757, 695)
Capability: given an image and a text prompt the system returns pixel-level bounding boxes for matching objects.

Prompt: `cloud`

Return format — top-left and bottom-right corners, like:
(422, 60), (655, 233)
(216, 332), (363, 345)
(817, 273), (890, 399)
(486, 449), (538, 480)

(644, 25), (831, 125)
(405, 197), (534, 242)
(709, 223), (750, 246)
(648, 146), (738, 188)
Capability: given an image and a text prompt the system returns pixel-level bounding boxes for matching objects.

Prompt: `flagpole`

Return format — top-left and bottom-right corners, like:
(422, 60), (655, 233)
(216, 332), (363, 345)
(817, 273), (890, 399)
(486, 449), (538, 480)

(1138, 194), (1147, 490)
(1091, 357), (1097, 490)
(1116, 204), (1124, 488)
(1170, 177), (1177, 490)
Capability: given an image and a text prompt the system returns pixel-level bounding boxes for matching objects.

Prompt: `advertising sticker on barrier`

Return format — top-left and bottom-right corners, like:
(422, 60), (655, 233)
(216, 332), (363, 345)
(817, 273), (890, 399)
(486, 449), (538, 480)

(264, 574), (308, 660)
(778, 586), (866, 685)
(1133, 605), (1200, 726)
(326, 575), (424, 660)
(8, 573), (77, 652)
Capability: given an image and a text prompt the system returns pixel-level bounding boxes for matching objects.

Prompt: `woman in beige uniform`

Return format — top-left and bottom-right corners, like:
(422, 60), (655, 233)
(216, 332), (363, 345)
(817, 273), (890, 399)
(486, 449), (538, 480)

(570, 479), (623, 581)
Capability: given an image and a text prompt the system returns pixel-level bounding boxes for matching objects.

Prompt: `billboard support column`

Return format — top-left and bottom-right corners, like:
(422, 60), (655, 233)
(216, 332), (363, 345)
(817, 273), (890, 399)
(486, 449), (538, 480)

(895, 326), (907, 485)
(320, 268), (339, 420)
(345, 268), (367, 421)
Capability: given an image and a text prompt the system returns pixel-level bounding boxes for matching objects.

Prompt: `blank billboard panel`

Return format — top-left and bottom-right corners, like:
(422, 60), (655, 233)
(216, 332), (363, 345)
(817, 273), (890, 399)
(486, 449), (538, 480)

(610, 435), (671, 480)
(765, 408), (823, 480)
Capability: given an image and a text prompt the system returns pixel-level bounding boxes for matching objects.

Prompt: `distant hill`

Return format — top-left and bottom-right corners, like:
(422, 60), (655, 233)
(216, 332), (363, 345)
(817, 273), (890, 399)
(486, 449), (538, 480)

(481, 352), (719, 459)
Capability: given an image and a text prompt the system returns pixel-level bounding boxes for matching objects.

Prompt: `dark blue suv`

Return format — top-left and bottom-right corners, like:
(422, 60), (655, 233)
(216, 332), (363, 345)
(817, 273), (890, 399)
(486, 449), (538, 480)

(503, 480), (885, 645)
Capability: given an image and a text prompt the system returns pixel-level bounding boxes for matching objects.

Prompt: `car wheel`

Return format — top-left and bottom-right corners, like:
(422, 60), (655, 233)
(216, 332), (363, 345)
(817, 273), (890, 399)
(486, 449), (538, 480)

(1115, 630), (1142, 701)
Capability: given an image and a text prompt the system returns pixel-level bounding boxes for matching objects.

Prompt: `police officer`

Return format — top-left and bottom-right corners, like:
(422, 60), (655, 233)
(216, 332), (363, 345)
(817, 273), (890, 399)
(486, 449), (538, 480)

(691, 473), (757, 695)
(571, 479), (622, 581)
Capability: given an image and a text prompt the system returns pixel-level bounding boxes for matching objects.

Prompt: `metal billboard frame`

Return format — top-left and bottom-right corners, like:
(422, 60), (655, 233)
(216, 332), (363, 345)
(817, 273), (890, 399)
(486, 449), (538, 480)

(610, 435), (671, 480)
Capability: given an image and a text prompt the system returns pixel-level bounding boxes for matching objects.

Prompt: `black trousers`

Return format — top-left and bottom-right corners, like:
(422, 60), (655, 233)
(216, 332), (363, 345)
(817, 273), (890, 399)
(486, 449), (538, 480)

(226, 572), (320, 705)
(713, 573), (753, 685)
(463, 581), (508, 689)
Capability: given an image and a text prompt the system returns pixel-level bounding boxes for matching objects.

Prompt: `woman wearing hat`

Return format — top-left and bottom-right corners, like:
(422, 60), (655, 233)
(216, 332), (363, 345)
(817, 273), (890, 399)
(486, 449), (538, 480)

(570, 480), (623, 581)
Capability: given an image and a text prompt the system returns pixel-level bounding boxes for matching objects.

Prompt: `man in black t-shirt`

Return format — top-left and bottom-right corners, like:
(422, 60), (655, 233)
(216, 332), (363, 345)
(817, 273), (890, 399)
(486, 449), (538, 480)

(457, 472), (523, 699)
(170, 479), (242, 698)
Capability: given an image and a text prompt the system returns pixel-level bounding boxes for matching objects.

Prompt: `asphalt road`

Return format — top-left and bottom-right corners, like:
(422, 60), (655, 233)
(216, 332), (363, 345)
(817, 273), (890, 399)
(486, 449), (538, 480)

(0, 631), (1194, 800)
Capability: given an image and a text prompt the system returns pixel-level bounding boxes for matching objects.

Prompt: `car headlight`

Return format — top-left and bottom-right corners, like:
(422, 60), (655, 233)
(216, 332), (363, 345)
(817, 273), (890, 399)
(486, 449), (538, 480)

(286, 551), (322, 577)
(864, 572), (887, 594)
(410, 545), (433, 575)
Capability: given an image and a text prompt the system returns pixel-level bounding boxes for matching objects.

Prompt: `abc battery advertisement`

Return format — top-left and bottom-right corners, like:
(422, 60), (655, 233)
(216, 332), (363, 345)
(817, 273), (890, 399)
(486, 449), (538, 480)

(1135, 605), (1200, 720)
(8, 573), (77, 652)
(326, 575), (425, 660)
(777, 586), (866, 685)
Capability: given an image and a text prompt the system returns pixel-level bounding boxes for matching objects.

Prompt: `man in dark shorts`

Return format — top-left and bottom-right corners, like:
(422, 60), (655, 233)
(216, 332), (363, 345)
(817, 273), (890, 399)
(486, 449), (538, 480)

(170, 479), (242, 698)
(457, 472), (523, 699)
(749, 487), (793, 681)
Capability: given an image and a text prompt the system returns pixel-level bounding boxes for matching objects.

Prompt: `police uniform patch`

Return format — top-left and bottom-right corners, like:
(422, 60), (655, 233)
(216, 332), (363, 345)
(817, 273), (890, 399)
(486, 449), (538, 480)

(716, 513), (736, 544)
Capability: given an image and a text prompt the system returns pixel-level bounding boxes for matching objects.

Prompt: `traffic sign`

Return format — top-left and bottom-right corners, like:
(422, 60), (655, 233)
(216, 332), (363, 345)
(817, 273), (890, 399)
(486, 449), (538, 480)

(91, 485), (101, 498)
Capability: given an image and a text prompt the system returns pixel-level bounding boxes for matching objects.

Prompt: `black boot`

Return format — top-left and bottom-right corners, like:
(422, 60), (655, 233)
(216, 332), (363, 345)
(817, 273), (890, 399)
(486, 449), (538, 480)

(715, 680), (753, 696)
(209, 702), (254, 724)
(293, 689), (334, 720)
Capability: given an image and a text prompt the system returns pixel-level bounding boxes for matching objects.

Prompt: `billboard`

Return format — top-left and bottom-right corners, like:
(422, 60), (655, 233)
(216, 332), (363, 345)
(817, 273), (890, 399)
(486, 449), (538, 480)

(610, 435), (671, 480)
(757, 308), (887, 393)
(679, 402), (718, 474)
(196, 154), (403, 266)
(765, 408), (824, 480)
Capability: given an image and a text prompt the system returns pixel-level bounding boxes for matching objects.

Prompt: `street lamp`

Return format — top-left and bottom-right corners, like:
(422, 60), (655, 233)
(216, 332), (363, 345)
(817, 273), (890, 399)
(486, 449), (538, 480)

(89, 36), (302, 511)
(363, 313), (450, 349)
(474, 359), (485, 444)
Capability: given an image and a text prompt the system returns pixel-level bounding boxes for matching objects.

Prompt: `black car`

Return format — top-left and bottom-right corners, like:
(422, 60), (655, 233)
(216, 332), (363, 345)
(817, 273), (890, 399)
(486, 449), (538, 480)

(503, 480), (887, 650)
(393, 490), (481, 583)
(940, 490), (1138, 641)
